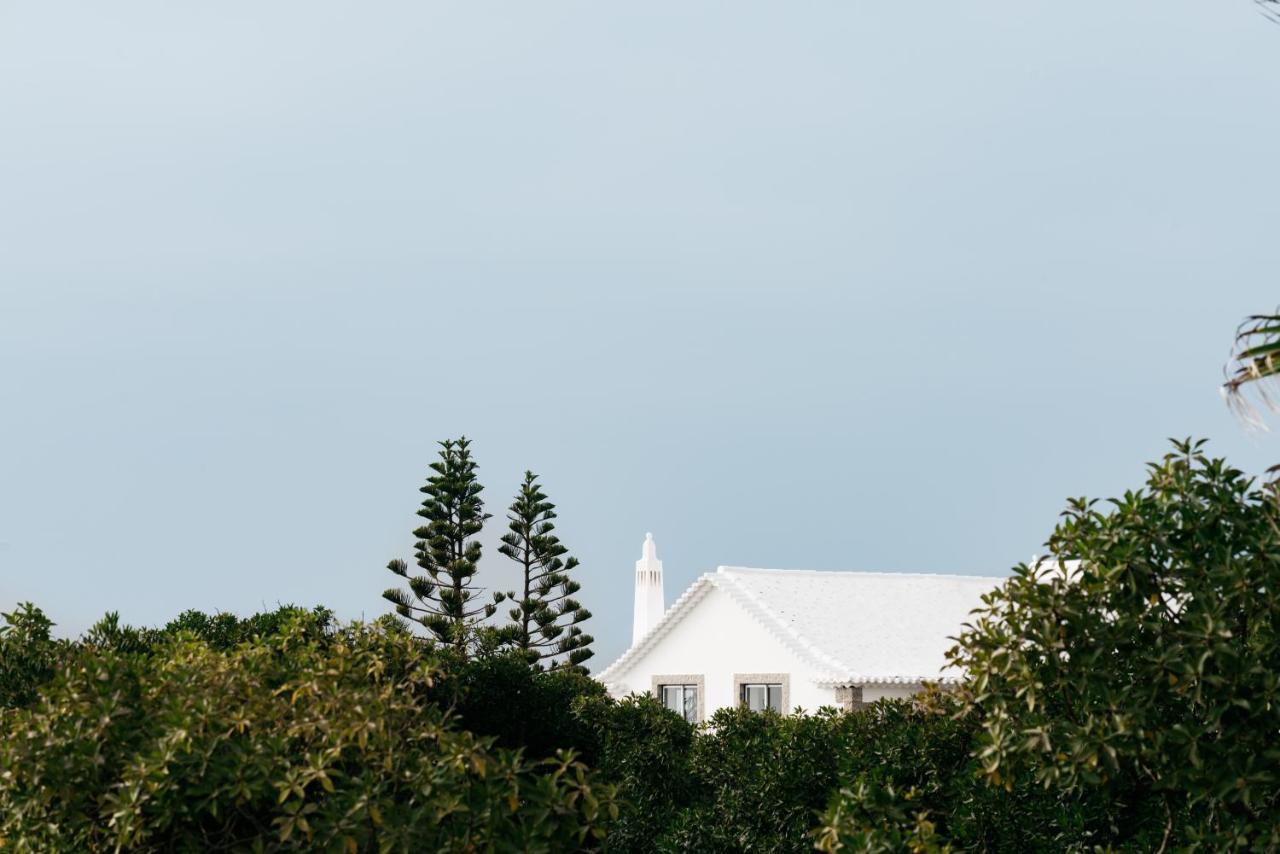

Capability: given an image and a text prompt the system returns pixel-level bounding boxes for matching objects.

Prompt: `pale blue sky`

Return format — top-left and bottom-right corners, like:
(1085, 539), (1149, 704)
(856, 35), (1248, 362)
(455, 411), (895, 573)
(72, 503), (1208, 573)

(2, 1), (1279, 669)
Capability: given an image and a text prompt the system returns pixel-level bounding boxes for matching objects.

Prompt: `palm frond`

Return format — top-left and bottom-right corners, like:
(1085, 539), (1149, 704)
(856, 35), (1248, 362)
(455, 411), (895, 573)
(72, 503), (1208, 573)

(1223, 312), (1280, 430)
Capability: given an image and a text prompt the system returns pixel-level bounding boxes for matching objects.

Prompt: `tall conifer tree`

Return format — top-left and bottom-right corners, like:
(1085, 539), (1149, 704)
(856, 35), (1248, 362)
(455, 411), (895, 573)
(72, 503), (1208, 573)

(384, 437), (499, 655)
(499, 471), (594, 671)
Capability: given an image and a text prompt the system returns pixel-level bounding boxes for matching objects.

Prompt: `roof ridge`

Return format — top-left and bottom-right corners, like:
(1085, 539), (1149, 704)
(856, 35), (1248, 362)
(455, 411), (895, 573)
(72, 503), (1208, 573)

(717, 565), (1007, 581)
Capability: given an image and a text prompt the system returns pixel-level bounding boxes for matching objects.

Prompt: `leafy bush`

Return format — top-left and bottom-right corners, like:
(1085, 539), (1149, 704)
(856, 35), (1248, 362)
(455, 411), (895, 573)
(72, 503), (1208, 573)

(79, 605), (338, 656)
(438, 649), (608, 762)
(819, 440), (1280, 851)
(0, 619), (616, 852)
(815, 694), (972, 852)
(815, 777), (948, 854)
(666, 706), (849, 853)
(0, 603), (64, 709)
(578, 698), (854, 852)
(161, 605), (337, 650)
(951, 440), (1280, 849)
(815, 693), (1080, 851)
(573, 692), (697, 853)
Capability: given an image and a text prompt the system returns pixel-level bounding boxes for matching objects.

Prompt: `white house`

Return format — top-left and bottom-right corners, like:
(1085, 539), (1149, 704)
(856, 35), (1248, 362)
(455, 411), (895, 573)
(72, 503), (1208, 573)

(597, 534), (1006, 722)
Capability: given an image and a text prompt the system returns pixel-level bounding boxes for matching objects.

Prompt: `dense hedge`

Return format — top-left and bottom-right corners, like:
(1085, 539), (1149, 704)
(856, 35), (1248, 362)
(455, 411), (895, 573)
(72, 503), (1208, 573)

(663, 706), (850, 852)
(574, 692), (698, 852)
(0, 620), (614, 852)
(436, 649), (608, 765)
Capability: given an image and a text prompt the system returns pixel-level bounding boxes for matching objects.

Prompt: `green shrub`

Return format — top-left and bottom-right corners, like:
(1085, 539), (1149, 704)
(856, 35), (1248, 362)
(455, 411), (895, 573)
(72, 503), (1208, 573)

(439, 649), (607, 763)
(573, 692), (697, 853)
(950, 439), (1280, 849)
(665, 705), (848, 853)
(814, 776), (949, 854)
(819, 441), (1280, 851)
(815, 693), (1082, 851)
(78, 605), (338, 657)
(815, 694), (972, 852)
(0, 603), (64, 709)
(0, 620), (615, 852)
(162, 604), (337, 650)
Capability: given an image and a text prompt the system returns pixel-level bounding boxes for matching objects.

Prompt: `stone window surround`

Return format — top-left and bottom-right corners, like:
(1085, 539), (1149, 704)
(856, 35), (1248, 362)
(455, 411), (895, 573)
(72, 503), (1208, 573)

(733, 672), (791, 713)
(651, 674), (706, 723)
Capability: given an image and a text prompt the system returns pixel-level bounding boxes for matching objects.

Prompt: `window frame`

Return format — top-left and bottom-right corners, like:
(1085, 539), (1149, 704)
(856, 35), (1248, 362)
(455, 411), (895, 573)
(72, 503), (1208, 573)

(651, 674), (705, 723)
(733, 672), (790, 714)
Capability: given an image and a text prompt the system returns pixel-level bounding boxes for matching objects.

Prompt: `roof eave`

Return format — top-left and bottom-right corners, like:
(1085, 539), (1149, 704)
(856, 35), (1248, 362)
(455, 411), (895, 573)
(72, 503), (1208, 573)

(813, 675), (964, 687)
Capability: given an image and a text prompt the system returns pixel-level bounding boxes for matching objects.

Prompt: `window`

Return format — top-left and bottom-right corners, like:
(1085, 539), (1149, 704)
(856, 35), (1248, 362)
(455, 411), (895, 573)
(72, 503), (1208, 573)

(740, 682), (783, 713)
(651, 674), (704, 723)
(659, 683), (699, 723)
(733, 673), (790, 713)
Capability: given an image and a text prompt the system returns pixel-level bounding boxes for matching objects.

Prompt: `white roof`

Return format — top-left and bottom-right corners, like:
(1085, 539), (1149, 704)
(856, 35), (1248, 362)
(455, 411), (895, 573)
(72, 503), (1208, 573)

(598, 566), (1007, 687)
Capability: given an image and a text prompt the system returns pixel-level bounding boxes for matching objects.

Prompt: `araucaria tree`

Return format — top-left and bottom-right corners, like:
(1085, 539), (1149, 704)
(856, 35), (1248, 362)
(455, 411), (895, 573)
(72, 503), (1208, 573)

(384, 437), (499, 655)
(499, 471), (594, 671)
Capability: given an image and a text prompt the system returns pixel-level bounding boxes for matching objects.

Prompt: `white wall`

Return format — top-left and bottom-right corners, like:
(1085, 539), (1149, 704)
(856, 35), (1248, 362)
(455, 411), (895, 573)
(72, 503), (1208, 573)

(607, 584), (837, 716)
(863, 683), (919, 703)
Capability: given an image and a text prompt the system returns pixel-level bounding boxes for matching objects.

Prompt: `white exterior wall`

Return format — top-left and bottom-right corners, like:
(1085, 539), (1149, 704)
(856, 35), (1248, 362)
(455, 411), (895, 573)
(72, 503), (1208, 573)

(606, 585), (837, 717)
(863, 683), (920, 703)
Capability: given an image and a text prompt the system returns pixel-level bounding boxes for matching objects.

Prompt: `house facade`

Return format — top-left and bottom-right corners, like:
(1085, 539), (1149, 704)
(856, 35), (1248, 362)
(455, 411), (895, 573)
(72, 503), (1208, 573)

(597, 535), (1006, 722)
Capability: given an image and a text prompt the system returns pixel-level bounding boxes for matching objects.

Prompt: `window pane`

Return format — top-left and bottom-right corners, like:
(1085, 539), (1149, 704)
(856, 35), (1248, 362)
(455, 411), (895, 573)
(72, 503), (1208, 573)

(741, 682), (783, 713)
(662, 686), (680, 713)
(660, 685), (698, 722)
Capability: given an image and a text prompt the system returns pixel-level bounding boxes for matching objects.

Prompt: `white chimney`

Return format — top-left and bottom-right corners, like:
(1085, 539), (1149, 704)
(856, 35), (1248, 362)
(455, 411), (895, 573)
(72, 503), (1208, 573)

(632, 532), (665, 645)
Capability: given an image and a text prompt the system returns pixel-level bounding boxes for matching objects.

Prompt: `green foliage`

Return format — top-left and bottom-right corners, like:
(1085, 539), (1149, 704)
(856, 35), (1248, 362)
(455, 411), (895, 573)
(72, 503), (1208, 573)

(436, 648), (607, 763)
(819, 440), (1280, 851)
(951, 439), (1280, 849)
(814, 778), (949, 854)
(78, 605), (336, 657)
(498, 471), (594, 671)
(664, 705), (850, 853)
(814, 694), (1074, 851)
(573, 693), (697, 854)
(0, 620), (616, 852)
(577, 696), (966, 853)
(384, 436), (499, 655)
(160, 605), (336, 650)
(81, 611), (159, 654)
(1224, 312), (1280, 426)
(815, 694), (972, 852)
(831, 694), (972, 814)
(0, 603), (63, 709)
(571, 697), (860, 853)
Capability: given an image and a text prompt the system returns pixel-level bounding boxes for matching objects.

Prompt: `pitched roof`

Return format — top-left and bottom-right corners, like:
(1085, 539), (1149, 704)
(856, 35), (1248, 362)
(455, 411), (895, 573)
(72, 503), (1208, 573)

(598, 566), (1007, 687)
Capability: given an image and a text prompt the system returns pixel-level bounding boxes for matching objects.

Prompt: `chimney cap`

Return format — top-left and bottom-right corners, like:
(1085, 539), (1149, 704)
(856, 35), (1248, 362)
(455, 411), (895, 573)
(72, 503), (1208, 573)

(638, 533), (661, 566)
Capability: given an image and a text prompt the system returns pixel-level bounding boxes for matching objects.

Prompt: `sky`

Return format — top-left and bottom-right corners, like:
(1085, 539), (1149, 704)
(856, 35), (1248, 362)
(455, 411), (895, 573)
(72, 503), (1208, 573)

(2, 1), (1280, 669)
